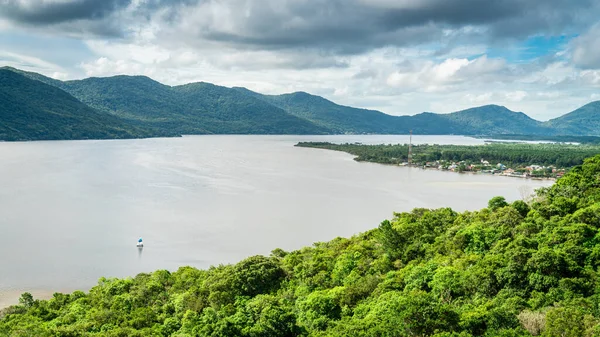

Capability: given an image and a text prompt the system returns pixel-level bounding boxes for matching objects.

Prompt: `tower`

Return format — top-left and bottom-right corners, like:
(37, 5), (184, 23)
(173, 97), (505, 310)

(408, 130), (413, 165)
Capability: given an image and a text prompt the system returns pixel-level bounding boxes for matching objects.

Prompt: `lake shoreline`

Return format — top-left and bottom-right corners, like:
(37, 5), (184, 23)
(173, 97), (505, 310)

(0, 135), (553, 304)
(0, 289), (74, 310)
(374, 161), (557, 181)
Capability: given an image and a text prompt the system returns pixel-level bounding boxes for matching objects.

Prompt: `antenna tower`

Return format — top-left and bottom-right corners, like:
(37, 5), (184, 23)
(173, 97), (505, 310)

(408, 130), (413, 165)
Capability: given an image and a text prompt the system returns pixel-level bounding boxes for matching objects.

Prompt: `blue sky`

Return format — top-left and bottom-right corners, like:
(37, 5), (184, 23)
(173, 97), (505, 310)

(1, 0), (599, 120)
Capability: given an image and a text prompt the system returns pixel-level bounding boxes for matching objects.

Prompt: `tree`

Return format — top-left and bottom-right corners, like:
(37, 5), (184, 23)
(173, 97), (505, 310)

(489, 196), (509, 211)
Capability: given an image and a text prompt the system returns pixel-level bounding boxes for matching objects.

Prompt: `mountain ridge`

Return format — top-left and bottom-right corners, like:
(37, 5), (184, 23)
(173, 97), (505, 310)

(0, 69), (154, 141)
(2, 66), (599, 140)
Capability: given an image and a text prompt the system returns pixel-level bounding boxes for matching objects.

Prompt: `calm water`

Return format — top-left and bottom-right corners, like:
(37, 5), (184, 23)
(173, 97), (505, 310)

(0, 135), (552, 300)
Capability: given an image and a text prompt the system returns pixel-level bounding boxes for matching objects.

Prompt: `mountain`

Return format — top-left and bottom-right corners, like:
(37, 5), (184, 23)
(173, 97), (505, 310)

(5, 68), (329, 135)
(169, 82), (330, 134)
(3, 66), (600, 139)
(440, 104), (550, 135)
(543, 101), (600, 136)
(236, 89), (404, 134)
(235, 88), (548, 135)
(0, 69), (152, 141)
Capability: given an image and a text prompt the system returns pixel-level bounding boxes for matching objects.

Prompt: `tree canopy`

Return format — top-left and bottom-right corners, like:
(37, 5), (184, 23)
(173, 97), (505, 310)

(4, 156), (600, 336)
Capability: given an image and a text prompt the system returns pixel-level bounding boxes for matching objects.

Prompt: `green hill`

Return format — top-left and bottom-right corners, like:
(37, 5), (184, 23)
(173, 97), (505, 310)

(441, 104), (550, 135)
(544, 101), (600, 136)
(0, 69), (152, 141)
(4, 153), (600, 336)
(4, 68), (330, 135)
(170, 83), (331, 134)
(3, 66), (600, 138)
(236, 88), (552, 135)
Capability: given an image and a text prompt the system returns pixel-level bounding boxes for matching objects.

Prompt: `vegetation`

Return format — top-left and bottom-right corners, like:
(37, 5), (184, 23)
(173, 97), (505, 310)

(3, 67), (330, 137)
(296, 142), (600, 172)
(478, 135), (600, 145)
(238, 89), (549, 135)
(4, 67), (600, 139)
(4, 154), (600, 335)
(545, 101), (600, 136)
(0, 69), (155, 141)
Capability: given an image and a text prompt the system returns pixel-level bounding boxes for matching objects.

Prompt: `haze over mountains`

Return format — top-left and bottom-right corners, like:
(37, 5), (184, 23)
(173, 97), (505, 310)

(1, 66), (599, 141)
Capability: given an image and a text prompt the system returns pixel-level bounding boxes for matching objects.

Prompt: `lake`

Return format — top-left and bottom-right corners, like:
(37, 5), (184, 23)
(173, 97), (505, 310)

(0, 135), (552, 305)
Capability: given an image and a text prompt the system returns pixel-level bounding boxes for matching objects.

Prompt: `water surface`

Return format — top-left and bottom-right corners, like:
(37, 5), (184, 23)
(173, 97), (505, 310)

(0, 135), (552, 300)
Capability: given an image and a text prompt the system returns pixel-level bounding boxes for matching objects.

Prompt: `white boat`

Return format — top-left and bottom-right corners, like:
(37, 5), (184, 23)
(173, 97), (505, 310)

(137, 238), (143, 247)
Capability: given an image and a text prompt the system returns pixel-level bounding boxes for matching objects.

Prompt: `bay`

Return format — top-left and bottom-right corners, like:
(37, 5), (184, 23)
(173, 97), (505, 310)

(0, 135), (552, 304)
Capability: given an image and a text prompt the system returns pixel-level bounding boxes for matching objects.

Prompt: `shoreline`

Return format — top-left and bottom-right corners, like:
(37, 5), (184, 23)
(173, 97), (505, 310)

(407, 164), (556, 181)
(0, 288), (75, 310)
(355, 160), (557, 181)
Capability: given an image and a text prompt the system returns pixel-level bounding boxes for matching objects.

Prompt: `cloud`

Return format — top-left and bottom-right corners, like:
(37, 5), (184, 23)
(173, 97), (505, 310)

(2, 0), (600, 123)
(2, 0), (598, 54)
(0, 50), (64, 72)
(572, 24), (600, 69)
(0, 0), (130, 24)
(386, 55), (507, 92)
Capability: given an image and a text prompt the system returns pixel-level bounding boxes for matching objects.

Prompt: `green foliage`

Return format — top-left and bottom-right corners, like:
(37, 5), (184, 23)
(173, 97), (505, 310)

(243, 90), (553, 135)
(545, 101), (600, 137)
(5, 156), (600, 335)
(489, 197), (509, 211)
(4, 67), (600, 139)
(0, 69), (155, 141)
(2, 67), (329, 138)
(296, 141), (600, 169)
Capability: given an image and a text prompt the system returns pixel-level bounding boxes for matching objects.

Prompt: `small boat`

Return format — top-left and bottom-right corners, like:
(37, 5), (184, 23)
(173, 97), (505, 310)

(137, 238), (144, 248)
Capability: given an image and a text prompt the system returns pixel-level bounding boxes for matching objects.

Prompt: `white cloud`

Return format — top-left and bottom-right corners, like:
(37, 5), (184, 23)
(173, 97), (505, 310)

(505, 91), (527, 102)
(2, 0), (600, 122)
(572, 24), (600, 69)
(0, 50), (64, 73)
(385, 55), (507, 93)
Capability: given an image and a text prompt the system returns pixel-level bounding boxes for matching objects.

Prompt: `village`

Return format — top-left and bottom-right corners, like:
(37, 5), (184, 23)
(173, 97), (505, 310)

(403, 159), (566, 179)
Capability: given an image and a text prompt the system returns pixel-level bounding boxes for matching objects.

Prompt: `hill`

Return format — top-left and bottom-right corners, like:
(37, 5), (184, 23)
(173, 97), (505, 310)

(544, 101), (600, 136)
(0, 69), (153, 141)
(441, 104), (550, 135)
(3, 66), (600, 138)
(236, 88), (553, 135)
(237, 89), (407, 134)
(4, 153), (600, 335)
(4, 68), (330, 136)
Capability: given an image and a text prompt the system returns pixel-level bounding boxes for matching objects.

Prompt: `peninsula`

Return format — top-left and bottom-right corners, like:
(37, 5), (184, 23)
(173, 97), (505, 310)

(295, 142), (600, 179)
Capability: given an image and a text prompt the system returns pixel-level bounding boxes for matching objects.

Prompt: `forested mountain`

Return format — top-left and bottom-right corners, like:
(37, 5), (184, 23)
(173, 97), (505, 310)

(2, 66), (600, 139)
(0, 69), (152, 141)
(441, 104), (549, 135)
(4, 153), (600, 336)
(544, 101), (600, 136)
(61, 76), (330, 135)
(2, 67), (329, 136)
(236, 88), (548, 135)
(235, 89), (408, 134)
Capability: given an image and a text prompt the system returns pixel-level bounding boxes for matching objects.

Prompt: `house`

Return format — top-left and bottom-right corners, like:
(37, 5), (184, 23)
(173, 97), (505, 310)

(503, 168), (515, 175)
(528, 165), (543, 172)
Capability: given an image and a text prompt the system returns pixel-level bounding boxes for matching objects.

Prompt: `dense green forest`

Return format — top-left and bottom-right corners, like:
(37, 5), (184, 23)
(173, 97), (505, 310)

(3, 155), (600, 336)
(0, 69), (155, 141)
(4, 67), (600, 139)
(545, 101), (600, 137)
(477, 135), (600, 145)
(296, 142), (600, 169)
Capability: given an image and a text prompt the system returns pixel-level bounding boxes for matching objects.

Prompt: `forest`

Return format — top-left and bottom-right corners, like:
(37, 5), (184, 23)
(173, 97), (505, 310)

(296, 142), (600, 169)
(3, 155), (600, 336)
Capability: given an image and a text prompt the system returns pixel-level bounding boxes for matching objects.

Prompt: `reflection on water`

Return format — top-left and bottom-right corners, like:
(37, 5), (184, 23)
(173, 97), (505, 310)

(0, 135), (553, 297)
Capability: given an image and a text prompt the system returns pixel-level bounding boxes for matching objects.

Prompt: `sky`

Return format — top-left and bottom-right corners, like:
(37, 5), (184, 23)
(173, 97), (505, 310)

(1, 0), (600, 121)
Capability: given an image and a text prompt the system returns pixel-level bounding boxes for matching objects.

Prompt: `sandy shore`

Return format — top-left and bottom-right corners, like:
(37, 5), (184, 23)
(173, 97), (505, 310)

(0, 289), (74, 310)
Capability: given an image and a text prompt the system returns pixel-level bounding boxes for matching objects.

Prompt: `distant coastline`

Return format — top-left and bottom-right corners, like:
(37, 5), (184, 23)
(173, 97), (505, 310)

(294, 141), (598, 180)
